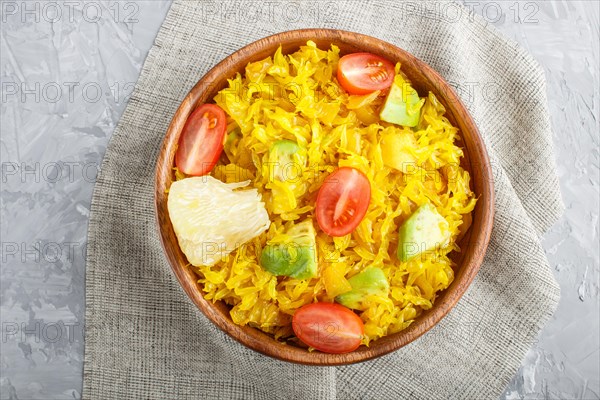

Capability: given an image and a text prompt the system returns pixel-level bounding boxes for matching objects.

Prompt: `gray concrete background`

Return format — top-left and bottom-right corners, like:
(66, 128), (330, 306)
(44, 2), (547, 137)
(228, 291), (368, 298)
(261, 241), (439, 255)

(0, 1), (598, 399)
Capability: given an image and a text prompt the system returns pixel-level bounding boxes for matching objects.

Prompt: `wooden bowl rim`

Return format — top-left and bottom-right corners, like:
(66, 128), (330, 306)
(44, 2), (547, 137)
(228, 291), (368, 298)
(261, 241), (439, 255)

(154, 28), (494, 365)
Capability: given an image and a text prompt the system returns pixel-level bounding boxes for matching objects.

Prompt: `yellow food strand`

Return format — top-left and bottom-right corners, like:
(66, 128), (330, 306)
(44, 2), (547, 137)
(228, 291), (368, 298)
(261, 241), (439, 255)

(193, 41), (477, 343)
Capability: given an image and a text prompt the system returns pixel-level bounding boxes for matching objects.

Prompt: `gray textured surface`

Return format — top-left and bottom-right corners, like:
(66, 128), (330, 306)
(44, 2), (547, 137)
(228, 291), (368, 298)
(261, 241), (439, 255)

(0, 1), (598, 399)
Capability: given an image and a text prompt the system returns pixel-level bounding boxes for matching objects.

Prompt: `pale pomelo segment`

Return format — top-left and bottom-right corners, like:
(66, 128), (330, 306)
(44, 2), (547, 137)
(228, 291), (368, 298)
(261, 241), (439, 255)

(167, 176), (270, 266)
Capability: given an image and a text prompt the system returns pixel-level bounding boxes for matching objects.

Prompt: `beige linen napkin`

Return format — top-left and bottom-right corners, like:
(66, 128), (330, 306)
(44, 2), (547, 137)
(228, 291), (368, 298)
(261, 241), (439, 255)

(83, 1), (563, 398)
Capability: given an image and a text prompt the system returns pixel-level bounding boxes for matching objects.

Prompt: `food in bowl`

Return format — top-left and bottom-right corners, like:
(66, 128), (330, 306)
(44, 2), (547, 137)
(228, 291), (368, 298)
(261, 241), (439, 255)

(167, 41), (476, 353)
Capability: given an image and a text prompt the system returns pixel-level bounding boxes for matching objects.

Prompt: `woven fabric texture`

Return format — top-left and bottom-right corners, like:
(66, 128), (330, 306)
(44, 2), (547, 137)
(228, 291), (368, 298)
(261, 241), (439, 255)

(83, 1), (563, 398)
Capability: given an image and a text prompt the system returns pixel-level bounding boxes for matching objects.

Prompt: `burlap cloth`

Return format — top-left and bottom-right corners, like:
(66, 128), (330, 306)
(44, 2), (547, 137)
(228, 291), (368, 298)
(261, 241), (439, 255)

(83, 1), (564, 398)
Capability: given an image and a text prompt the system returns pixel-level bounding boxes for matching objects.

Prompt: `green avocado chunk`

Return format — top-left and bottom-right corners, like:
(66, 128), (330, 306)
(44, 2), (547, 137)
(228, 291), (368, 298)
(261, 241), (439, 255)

(269, 140), (306, 182)
(397, 203), (451, 262)
(379, 75), (425, 127)
(260, 221), (317, 280)
(335, 267), (389, 310)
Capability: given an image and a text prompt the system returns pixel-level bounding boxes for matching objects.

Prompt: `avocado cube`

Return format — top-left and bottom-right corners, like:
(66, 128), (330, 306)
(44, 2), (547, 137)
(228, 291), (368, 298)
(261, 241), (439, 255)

(335, 267), (389, 310)
(260, 221), (317, 280)
(380, 76), (425, 127)
(268, 140), (306, 182)
(397, 203), (451, 262)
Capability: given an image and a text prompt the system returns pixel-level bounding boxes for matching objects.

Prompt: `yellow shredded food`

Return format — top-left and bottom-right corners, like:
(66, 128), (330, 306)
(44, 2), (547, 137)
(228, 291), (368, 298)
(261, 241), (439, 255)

(189, 41), (476, 344)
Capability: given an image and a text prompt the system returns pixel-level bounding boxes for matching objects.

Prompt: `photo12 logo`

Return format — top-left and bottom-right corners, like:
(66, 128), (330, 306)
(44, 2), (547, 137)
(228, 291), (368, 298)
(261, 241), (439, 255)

(1, 1), (139, 24)
(1, 161), (100, 184)
(396, 1), (540, 24)
(2, 321), (81, 344)
(199, 1), (340, 24)
(1, 241), (86, 264)
(2, 81), (136, 105)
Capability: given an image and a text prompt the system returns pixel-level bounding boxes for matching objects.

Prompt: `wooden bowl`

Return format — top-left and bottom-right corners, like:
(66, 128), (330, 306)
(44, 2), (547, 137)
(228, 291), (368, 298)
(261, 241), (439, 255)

(155, 29), (494, 365)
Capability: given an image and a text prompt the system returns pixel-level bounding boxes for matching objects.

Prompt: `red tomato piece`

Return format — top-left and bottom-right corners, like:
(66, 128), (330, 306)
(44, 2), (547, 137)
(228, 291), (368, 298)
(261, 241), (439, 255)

(175, 103), (227, 176)
(337, 53), (395, 95)
(292, 303), (364, 354)
(316, 167), (371, 237)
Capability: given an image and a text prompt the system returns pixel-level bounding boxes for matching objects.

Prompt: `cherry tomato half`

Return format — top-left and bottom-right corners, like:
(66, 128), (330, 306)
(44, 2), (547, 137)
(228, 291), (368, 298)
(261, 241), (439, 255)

(175, 103), (227, 176)
(316, 167), (371, 237)
(292, 303), (364, 354)
(337, 53), (395, 95)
